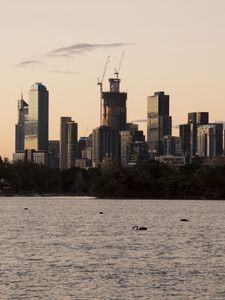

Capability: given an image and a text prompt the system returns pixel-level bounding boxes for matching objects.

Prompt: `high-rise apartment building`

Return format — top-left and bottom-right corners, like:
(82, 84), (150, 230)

(102, 77), (127, 131)
(59, 117), (78, 169)
(15, 94), (28, 151)
(24, 83), (49, 151)
(147, 91), (172, 154)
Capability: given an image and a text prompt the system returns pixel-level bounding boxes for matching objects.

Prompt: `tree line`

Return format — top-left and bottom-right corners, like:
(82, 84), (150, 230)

(1, 157), (225, 199)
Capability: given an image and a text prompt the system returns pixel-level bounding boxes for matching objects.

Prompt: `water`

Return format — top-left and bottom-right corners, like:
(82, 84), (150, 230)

(0, 197), (225, 299)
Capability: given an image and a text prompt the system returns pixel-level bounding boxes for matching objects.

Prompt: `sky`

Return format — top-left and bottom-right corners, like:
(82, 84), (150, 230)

(1, 0), (225, 159)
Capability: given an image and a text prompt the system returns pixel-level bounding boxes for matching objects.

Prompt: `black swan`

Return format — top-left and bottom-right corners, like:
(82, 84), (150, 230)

(132, 225), (147, 231)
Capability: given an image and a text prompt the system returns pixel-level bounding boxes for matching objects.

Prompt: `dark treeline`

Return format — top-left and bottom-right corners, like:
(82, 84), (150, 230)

(1, 157), (225, 199)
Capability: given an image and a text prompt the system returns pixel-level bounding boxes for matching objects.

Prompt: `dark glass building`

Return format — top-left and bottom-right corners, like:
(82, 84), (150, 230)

(147, 91), (172, 155)
(59, 117), (78, 169)
(92, 125), (120, 167)
(180, 112), (209, 163)
(48, 140), (59, 169)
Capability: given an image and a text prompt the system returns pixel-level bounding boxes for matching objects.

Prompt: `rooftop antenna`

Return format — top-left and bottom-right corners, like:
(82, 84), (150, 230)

(97, 56), (110, 125)
(114, 50), (125, 79)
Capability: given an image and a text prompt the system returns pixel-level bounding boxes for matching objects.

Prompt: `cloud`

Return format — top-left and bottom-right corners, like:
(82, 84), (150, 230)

(47, 43), (129, 58)
(15, 59), (41, 68)
(16, 42), (131, 68)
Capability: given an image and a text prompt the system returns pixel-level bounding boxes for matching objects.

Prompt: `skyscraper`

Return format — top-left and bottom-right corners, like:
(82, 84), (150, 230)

(67, 121), (78, 169)
(24, 83), (49, 151)
(179, 112), (209, 163)
(15, 94), (28, 151)
(147, 91), (172, 154)
(197, 123), (223, 157)
(188, 112), (208, 158)
(102, 77), (127, 131)
(48, 140), (60, 169)
(120, 128), (145, 166)
(92, 125), (120, 167)
(59, 117), (78, 169)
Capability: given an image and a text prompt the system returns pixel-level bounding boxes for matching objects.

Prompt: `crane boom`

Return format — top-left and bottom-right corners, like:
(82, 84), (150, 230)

(114, 50), (125, 79)
(97, 56), (110, 125)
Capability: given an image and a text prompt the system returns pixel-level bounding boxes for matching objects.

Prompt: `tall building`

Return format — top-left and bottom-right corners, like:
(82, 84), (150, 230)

(15, 94), (28, 151)
(67, 121), (78, 169)
(59, 117), (78, 169)
(179, 112), (209, 163)
(197, 123), (223, 157)
(188, 112), (208, 125)
(48, 140), (59, 169)
(179, 124), (191, 156)
(102, 77), (127, 131)
(92, 126), (120, 167)
(147, 91), (172, 154)
(188, 112), (208, 158)
(120, 129), (146, 166)
(24, 83), (49, 151)
(77, 137), (88, 159)
(161, 136), (182, 156)
(128, 141), (150, 165)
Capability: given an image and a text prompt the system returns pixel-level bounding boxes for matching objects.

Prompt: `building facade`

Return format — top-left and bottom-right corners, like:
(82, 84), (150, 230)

(197, 123), (223, 157)
(59, 117), (78, 169)
(179, 112), (209, 163)
(147, 92), (172, 155)
(161, 135), (182, 156)
(24, 83), (49, 151)
(15, 94), (28, 151)
(120, 129), (146, 166)
(48, 140), (59, 169)
(92, 125), (120, 167)
(102, 77), (127, 131)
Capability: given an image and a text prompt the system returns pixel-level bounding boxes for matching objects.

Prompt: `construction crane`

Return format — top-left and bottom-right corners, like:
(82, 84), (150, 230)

(114, 50), (125, 79)
(97, 56), (110, 125)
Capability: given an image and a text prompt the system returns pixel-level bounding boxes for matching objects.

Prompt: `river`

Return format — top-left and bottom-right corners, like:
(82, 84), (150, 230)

(0, 197), (224, 299)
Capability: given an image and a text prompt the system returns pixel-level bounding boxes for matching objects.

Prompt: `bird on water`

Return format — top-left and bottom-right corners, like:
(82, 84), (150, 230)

(132, 225), (148, 231)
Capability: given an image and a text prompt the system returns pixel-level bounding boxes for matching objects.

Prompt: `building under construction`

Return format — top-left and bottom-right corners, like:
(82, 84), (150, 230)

(102, 76), (127, 131)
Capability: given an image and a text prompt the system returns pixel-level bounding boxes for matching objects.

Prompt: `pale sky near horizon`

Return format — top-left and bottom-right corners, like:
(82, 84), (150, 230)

(1, 0), (225, 159)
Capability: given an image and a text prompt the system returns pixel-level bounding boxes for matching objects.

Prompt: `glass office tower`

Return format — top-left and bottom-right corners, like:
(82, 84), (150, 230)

(59, 117), (78, 169)
(24, 83), (49, 151)
(147, 91), (172, 155)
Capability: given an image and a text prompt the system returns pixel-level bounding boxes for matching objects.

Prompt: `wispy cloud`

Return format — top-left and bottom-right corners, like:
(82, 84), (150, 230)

(16, 42), (131, 69)
(15, 59), (41, 68)
(47, 43), (129, 58)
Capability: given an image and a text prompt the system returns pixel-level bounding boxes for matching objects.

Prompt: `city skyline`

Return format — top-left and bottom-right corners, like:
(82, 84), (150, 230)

(2, 0), (225, 158)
